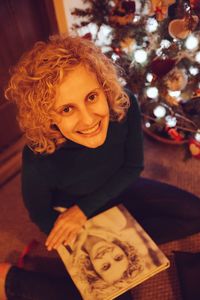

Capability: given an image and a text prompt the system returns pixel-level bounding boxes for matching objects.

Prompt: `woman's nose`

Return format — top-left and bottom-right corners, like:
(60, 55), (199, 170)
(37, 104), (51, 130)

(80, 107), (94, 126)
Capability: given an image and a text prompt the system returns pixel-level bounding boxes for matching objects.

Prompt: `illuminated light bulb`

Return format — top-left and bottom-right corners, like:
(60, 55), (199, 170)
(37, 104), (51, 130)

(195, 131), (200, 142)
(153, 105), (166, 118)
(119, 77), (127, 86)
(189, 66), (199, 75)
(111, 53), (120, 61)
(146, 18), (158, 32)
(146, 73), (154, 82)
(146, 87), (158, 98)
(195, 52), (200, 63)
(134, 49), (148, 63)
(145, 122), (151, 128)
(185, 35), (199, 50)
(168, 90), (181, 97)
(133, 15), (141, 23)
(160, 39), (171, 48)
(165, 115), (177, 127)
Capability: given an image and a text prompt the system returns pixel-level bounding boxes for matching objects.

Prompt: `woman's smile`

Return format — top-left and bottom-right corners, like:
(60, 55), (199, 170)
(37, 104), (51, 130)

(77, 121), (101, 136)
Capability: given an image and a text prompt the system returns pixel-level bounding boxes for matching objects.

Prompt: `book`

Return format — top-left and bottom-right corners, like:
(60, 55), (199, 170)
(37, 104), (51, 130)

(57, 205), (170, 300)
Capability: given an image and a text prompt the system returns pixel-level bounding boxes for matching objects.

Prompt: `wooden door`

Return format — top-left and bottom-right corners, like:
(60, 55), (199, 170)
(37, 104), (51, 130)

(0, 0), (58, 151)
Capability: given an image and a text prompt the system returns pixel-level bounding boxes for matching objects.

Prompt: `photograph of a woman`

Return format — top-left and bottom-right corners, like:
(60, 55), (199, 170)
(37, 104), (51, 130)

(58, 206), (169, 300)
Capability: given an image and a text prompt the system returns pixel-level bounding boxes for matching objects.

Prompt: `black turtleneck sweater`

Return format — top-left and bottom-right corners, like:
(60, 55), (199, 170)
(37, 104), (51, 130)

(21, 91), (144, 234)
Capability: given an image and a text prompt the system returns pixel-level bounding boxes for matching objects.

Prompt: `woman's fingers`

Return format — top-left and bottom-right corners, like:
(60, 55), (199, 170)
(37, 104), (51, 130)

(45, 205), (87, 251)
(46, 224), (80, 250)
(54, 229), (78, 249)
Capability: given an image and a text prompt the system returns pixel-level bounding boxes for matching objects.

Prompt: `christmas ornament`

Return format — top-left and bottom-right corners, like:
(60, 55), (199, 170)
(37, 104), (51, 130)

(189, 138), (200, 158)
(167, 128), (183, 141)
(168, 15), (199, 39)
(120, 37), (135, 54)
(150, 0), (176, 21)
(109, 0), (136, 25)
(164, 68), (188, 91)
(150, 57), (176, 77)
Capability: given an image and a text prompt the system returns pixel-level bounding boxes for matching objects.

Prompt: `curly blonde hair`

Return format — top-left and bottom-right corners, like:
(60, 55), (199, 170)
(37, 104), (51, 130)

(5, 35), (130, 154)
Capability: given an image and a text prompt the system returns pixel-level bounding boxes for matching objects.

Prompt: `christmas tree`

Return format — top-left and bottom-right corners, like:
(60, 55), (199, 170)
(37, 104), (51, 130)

(71, 0), (200, 158)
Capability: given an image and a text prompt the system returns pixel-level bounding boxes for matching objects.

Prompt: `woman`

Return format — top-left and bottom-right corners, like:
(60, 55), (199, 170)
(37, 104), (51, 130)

(1, 34), (200, 300)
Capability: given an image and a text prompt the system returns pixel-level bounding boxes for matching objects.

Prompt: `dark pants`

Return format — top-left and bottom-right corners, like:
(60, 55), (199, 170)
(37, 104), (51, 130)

(5, 178), (200, 300)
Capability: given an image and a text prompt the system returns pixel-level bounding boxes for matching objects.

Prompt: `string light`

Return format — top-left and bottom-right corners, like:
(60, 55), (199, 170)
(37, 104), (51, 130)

(160, 39), (171, 48)
(195, 131), (200, 142)
(145, 122), (151, 128)
(189, 66), (199, 75)
(146, 73), (154, 82)
(168, 90), (181, 98)
(146, 18), (158, 32)
(165, 115), (177, 127)
(111, 53), (120, 61)
(195, 52), (200, 63)
(185, 35), (199, 50)
(134, 49), (148, 63)
(146, 87), (159, 98)
(153, 105), (167, 118)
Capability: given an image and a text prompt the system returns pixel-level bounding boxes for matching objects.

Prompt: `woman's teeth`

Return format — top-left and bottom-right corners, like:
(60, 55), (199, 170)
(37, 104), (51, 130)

(79, 123), (100, 134)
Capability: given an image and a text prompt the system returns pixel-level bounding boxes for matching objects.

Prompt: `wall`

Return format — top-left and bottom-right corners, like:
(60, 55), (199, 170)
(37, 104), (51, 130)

(63, 0), (87, 32)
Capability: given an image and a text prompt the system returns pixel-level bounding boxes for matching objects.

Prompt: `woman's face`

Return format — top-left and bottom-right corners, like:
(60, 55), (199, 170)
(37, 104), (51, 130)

(54, 65), (110, 148)
(90, 241), (129, 284)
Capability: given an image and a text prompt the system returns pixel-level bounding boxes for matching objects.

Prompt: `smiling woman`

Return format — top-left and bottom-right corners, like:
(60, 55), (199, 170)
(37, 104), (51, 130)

(2, 33), (200, 300)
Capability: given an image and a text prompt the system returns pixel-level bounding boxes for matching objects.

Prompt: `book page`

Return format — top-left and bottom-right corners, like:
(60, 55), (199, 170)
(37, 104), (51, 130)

(57, 205), (169, 300)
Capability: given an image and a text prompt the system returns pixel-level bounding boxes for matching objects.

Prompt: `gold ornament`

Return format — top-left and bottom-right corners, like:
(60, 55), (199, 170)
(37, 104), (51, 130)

(164, 68), (188, 91)
(168, 15), (199, 39)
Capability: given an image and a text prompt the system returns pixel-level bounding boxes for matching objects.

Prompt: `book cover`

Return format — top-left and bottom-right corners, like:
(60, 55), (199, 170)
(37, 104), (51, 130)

(57, 205), (170, 300)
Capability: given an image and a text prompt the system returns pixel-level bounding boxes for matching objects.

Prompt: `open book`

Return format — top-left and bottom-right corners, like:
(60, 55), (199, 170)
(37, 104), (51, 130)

(57, 205), (170, 300)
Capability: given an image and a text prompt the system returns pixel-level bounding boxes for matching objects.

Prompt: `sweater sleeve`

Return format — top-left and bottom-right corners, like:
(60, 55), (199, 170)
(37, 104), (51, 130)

(77, 92), (144, 217)
(21, 151), (59, 235)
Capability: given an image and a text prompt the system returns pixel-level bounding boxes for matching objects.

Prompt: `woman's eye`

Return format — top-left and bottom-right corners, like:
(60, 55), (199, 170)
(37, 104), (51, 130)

(101, 263), (111, 271)
(88, 93), (97, 102)
(61, 106), (73, 114)
(114, 255), (124, 261)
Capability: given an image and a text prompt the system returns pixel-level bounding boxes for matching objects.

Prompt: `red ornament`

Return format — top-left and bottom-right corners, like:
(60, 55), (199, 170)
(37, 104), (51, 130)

(150, 58), (176, 77)
(114, 47), (121, 54)
(189, 138), (200, 158)
(166, 128), (183, 141)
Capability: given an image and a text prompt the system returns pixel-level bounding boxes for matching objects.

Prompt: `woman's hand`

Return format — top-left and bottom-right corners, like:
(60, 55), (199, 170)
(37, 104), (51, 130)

(45, 205), (87, 251)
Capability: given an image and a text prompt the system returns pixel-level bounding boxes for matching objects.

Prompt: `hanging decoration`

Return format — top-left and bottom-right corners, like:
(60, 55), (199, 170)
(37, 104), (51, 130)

(168, 15), (199, 39)
(164, 68), (188, 91)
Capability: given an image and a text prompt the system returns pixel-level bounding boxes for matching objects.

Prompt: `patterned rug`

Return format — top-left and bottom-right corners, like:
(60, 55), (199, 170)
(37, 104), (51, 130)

(131, 232), (200, 300)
